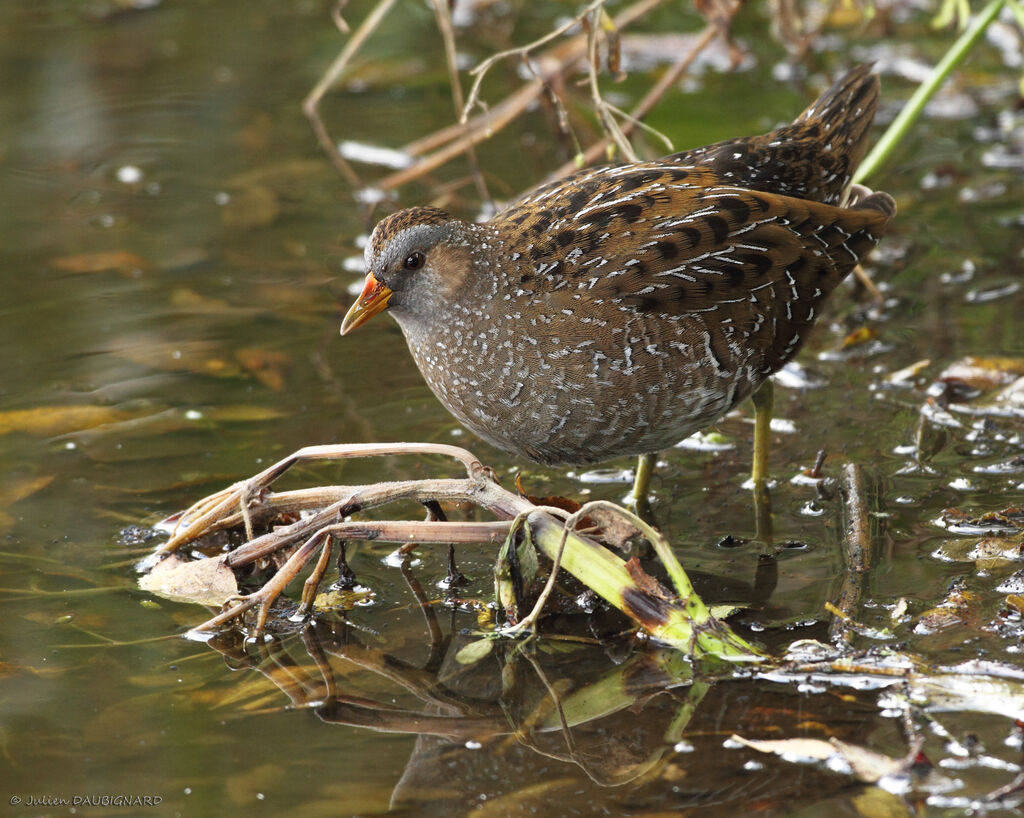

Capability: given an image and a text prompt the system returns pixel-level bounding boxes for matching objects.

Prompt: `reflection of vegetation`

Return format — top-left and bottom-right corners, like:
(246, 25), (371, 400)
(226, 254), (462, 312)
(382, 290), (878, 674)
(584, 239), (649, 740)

(206, 617), (711, 788)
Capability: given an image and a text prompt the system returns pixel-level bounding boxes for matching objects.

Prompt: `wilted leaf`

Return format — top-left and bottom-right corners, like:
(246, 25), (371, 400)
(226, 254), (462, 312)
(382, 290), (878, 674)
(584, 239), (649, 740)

(111, 338), (241, 378)
(0, 474), (54, 506)
(910, 669), (1024, 721)
(938, 506), (1024, 535)
(0, 660), (65, 679)
(139, 554), (238, 606)
(731, 735), (836, 761)
(219, 184), (280, 229)
(201, 405), (286, 422)
(915, 581), (979, 635)
(312, 587), (374, 611)
(24, 611), (109, 628)
(850, 786), (914, 818)
(731, 734), (906, 783)
(455, 638), (495, 665)
(840, 327), (876, 349)
(584, 505), (642, 549)
(1005, 594), (1024, 615)
(885, 359), (931, 386)
(932, 535), (1024, 567)
(51, 250), (148, 274)
(0, 405), (137, 436)
(936, 356), (1024, 394)
(236, 347), (291, 391)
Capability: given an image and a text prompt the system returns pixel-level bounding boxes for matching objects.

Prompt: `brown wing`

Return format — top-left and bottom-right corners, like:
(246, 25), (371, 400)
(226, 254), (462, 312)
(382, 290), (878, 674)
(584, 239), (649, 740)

(496, 162), (894, 374)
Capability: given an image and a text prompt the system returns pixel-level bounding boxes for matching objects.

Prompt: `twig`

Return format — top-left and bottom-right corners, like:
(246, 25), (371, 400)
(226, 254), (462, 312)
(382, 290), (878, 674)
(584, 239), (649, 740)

(828, 464), (884, 645)
(551, 22), (719, 179)
(584, 6), (638, 162)
(461, 0), (608, 121)
(302, 0), (400, 187)
(374, 0), (665, 191)
(429, 0), (492, 207)
(151, 442), (764, 658)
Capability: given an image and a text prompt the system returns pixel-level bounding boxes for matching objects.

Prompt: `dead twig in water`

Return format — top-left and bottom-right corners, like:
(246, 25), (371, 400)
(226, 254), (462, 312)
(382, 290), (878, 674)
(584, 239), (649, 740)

(828, 463), (885, 645)
(145, 442), (763, 660)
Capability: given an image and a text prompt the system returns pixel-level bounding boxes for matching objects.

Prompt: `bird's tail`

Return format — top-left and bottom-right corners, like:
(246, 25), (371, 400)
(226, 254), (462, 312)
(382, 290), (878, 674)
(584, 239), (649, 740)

(670, 65), (885, 206)
(793, 64), (881, 192)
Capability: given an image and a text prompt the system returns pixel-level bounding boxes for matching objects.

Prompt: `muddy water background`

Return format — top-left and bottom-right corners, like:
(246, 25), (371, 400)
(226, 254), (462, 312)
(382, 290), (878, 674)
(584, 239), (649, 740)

(1, 1), (1023, 816)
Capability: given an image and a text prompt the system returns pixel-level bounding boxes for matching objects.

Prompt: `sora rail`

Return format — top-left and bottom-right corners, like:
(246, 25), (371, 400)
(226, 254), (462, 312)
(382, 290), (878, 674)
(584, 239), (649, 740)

(342, 65), (896, 469)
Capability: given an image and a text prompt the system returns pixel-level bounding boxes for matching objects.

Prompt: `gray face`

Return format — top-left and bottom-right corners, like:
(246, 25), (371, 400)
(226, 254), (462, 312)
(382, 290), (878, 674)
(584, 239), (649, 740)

(365, 222), (452, 316)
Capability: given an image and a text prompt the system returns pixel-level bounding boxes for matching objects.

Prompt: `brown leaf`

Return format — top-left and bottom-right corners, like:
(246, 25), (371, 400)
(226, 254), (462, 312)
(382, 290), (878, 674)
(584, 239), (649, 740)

(932, 535), (1024, 569)
(584, 505), (642, 549)
(840, 326), (876, 349)
(0, 405), (136, 436)
(25, 611), (108, 628)
(235, 347), (291, 391)
(111, 338), (241, 377)
(0, 474), (55, 506)
(937, 356), (1024, 393)
(915, 581), (980, 635)
(51, 250), (148, 274)
(731, 734), (906, 783)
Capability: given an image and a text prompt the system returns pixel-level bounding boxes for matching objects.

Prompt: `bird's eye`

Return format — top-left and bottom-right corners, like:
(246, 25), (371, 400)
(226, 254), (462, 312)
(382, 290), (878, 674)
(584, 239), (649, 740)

(403, 252), (425, 270)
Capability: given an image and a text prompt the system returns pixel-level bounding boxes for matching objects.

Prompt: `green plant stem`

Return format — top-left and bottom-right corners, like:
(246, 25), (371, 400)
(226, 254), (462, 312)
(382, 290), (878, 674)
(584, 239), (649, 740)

(854, 0), (1006, 184)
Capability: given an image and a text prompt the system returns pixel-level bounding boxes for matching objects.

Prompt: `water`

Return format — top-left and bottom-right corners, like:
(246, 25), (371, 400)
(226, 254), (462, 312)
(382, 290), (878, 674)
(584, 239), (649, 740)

(1, 1), (1023, 815)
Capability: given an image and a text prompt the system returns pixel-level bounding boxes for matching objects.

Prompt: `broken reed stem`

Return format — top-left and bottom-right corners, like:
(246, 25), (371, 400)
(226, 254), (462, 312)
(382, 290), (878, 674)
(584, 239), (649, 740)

(551, 22), (719, 179)
(585, 7), (638, 162)
(828, 464), (883, 645)
(521, 505), (764, 658)
(160, 441), (763, 660)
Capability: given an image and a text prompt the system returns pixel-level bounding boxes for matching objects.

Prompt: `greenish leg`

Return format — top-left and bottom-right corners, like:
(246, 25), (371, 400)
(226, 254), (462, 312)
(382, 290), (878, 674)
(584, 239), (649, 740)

(750, 380), (773, 488)
(750, 380), (774, 547)
(629, 452), (656, 521)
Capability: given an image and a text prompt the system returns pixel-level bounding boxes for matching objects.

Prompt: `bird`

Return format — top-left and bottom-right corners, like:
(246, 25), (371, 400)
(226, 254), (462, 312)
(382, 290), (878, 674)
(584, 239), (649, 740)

(341, 65), (895, 501)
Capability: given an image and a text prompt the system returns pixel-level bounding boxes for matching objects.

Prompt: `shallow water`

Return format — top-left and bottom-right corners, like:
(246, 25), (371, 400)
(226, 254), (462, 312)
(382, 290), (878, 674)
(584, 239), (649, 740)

(1, 1), (1023, 816)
